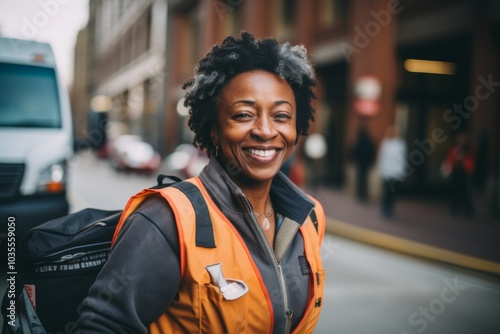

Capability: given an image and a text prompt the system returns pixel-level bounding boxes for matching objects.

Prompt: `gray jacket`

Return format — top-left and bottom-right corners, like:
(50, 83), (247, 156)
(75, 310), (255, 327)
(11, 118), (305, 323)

(77, 158), (318, 333)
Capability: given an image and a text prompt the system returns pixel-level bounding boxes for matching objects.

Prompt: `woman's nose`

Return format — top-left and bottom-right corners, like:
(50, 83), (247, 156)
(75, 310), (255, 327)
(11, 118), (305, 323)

(251, 115), (277, 141)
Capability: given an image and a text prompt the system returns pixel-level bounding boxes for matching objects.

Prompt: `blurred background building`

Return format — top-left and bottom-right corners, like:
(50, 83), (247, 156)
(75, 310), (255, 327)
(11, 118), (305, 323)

(70, 0), (500, 216)
(72, 0), (168, 152)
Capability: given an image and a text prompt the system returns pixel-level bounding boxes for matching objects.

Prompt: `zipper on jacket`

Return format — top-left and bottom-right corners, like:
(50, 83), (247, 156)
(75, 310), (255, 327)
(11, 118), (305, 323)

(279, 263), (293, 334)
(245, 199), (293, 334)
(285, 309), (294, 334)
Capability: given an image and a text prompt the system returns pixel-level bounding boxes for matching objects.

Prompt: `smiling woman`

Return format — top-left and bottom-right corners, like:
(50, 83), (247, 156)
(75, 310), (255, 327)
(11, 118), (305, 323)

(77, 32), (326, 334)
(184, 32), (316, 159)
(213, 70), (297, 186)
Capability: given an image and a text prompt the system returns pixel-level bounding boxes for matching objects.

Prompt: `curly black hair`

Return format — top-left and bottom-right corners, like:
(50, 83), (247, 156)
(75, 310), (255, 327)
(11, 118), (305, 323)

(183, 31), (316, 157)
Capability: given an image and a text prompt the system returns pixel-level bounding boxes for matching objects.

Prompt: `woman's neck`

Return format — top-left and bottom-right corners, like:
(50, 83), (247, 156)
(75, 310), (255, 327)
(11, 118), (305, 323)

(216, 156), (274, 213)
(231, 174), (273, 214)
(243, 183), (273, 215)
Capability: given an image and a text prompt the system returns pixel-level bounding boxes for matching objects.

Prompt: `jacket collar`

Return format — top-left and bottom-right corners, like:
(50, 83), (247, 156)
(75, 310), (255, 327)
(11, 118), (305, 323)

(199, 157), (315, 225)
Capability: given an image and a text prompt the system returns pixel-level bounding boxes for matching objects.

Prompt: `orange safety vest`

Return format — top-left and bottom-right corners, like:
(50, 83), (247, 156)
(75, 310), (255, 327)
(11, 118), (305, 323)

(113, 177), (326, 334)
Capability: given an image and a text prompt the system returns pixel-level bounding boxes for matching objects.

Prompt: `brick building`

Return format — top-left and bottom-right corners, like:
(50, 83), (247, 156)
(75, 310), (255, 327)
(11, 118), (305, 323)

(165, 0), (499, 212)
(73, 0), (499, 212)
(72, 0), (169, 152)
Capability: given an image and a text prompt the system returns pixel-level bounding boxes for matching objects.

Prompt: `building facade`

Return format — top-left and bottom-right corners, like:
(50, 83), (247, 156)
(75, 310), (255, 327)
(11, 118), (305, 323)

(165, 0), (499, 213)
(71, 24), (92, 144)
(73, 0), (499, 213)
(72, 0), (169, 153)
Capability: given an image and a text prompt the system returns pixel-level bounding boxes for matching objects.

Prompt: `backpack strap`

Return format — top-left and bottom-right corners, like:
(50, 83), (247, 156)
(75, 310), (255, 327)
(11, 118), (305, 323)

(309, 209), (318, 233)
(171, 182), (216, 248)
(306, 195), (326, 245)
(150, 174), (183, 189)
(112, 178), (215, 249)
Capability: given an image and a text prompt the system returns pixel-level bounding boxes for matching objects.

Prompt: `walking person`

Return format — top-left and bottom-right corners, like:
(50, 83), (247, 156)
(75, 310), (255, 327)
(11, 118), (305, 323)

(441, 132), (475, 217)
(377, 125), (407, 218)
(351, 126), (376, 202)
(77, 32), (326, 333)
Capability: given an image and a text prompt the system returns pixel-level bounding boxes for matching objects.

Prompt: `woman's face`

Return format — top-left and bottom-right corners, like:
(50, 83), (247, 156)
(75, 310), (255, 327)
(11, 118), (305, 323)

(212, 70), (297, 185)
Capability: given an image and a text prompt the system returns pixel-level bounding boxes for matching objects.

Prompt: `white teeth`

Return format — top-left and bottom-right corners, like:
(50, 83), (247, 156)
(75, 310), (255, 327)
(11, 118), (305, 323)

(249, 149), (276, 157)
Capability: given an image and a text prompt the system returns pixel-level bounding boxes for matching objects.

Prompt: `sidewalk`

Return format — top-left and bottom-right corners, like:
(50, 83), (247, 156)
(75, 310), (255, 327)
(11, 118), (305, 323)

(311, 187), (500, 275)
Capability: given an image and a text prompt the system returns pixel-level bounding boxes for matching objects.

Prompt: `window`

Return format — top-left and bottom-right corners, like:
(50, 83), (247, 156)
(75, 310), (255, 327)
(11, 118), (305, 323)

(283, 0), (297, 26)
(277, 0), (297, 38)
(0, 63), (61, 128)
(319, 0), (348, 26)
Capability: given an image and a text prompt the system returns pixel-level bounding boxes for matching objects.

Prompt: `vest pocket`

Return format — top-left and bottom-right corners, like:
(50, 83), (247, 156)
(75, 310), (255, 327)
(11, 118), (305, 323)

(200, 283), (248, 333)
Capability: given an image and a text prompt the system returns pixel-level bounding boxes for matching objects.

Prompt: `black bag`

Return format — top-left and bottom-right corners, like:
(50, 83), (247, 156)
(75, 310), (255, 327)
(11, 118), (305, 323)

(3, 209), (121, 334)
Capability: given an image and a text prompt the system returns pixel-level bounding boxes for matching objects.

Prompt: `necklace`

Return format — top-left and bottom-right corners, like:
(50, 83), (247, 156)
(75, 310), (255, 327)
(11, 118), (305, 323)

(254, 206), (273, 231)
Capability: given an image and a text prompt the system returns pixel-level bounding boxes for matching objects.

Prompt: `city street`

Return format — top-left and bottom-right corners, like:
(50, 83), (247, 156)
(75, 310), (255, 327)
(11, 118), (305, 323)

(69, 151), (500, 333)
(1, 1), (499, 333)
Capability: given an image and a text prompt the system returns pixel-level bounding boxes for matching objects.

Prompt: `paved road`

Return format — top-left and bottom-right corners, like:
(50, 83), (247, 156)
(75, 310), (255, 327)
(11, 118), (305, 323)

(67, 151), (159, 213)
(316, 234), (500, 333)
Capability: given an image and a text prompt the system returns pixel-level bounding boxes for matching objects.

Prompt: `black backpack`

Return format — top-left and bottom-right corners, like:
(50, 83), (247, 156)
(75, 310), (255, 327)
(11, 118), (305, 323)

(1, 175), (189, 334)
(3, 209), (121, 334)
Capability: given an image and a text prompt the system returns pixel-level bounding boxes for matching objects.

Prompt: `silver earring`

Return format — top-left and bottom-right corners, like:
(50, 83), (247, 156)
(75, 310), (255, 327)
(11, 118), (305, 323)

(215, 145), (219, 157)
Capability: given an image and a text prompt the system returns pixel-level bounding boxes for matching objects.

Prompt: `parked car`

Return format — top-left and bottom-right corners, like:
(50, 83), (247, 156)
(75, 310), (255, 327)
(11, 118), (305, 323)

(109, 135), (161, 174)
(162, 144), (209, 178)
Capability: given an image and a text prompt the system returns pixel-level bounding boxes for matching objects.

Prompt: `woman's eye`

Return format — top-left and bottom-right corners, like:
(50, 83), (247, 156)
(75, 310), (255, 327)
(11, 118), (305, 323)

(233, 112), (253, 120)
(274, 113), (292, 121)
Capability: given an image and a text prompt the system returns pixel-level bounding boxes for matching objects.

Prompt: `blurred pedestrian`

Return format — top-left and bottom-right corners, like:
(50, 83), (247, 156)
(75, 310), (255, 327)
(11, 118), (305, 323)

(473, 129), (488, 192)
(305, 133), (328, 195)
(377, 125), (407, 218)
(77, 32), (326, 333)
(441, 132), (475, 217)
(351, 126), (376, 202)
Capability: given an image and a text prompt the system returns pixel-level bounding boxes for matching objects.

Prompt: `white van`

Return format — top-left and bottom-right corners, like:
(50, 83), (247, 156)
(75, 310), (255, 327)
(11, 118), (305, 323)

(0, 37), (73, 239)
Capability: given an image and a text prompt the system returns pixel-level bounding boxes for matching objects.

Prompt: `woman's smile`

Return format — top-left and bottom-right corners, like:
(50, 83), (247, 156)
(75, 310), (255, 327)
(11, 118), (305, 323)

(245, 147), (279, 160)
(212, 70), (297, 185)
